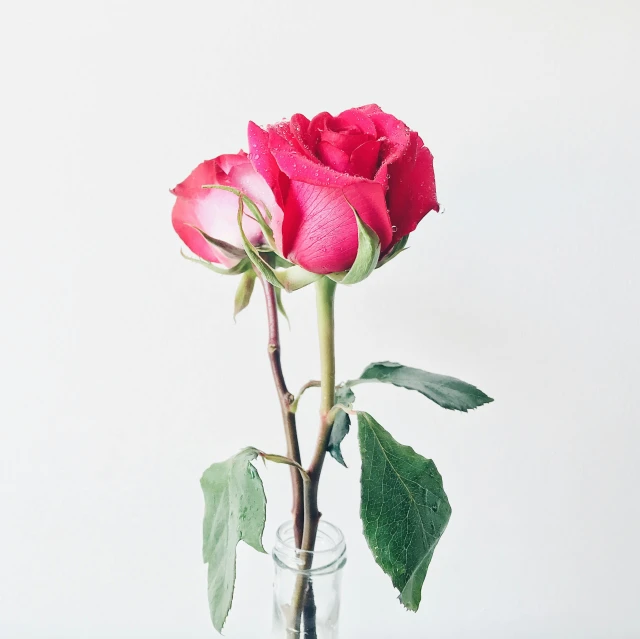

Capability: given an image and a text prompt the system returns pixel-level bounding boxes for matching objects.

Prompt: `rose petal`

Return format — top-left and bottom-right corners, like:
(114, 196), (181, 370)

(321, 127), (371, 156)
(217, 151), (249, 174)
(248, 121), (287, 207)
(172, 197), (224, 265)
(316, 141), (350, 173)
(171, 159), (219, 199)
(367, 111), (412, 185)
(348, 140), (381, 179)
(387, 133), (439, 239)
(282, 180), (392, 273)
(269, 126), (360, 188)
(289, 113), (319, 161)
(335, 108), (378, 137)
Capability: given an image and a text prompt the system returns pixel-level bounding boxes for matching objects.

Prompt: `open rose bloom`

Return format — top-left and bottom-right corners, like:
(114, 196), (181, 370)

(248, 104), (439, 274)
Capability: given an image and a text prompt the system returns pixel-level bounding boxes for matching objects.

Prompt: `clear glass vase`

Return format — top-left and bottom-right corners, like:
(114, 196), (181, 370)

(271, 520), (347, 639)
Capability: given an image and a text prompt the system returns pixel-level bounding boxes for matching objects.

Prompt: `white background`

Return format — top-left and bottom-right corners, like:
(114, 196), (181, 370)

(1, 1), (639, 637)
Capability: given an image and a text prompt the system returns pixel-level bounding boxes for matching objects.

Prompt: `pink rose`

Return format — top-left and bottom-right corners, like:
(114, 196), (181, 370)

(171, 152), (281, 267)
(248, 104), (439, 274)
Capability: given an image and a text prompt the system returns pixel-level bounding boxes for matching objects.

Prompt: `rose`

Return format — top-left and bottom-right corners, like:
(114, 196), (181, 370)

(247, 104), (439, 275)
(171, 152), (282, 267)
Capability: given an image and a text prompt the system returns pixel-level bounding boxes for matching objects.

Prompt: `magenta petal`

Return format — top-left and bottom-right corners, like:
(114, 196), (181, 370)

(335, 108), (378, 137)
(387, 134), (439, 239)
(316, 141), (350, 173)
(283, 180), (392, 274)
(269, 127), (358, 188)
(349, 140), (381, 179)
(248, 121), (286, 208)
(171, 160), (219, 199)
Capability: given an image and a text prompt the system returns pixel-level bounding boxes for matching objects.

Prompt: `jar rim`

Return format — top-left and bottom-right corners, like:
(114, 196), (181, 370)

(275, 520), (345, 554)
(273, 520), (347, 575)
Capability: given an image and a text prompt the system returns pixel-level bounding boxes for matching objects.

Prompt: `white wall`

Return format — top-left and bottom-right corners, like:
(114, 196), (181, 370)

(1, 1), (639, 637)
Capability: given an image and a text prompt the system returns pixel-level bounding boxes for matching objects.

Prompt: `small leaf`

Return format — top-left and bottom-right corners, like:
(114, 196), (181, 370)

(276, 264), (322, 292)
(376, 234), (409, 268)
(180, 249), (251, 276)
(186, 225), (247, 260)
(329, 203), (381, 285)
(327, 385), (355, 467)
(357, 361), (494, 412)
(234, 270), (256, 320)
(358, 412), (451, 611)
(201, 447), (267, 633)
(235, 198), (283, 289)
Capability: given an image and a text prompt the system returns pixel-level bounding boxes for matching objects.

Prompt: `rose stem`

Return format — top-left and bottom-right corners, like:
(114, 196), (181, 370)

(289, 276), (337, 637)
(258, 275), (305, 547)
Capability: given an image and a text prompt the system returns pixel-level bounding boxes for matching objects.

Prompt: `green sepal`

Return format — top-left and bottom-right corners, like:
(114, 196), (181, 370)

(329, 204), (381, 285)
(376, 234), (409, 268)
(203, 184), (276, 251)
(276, 264), (322, 292)
(327, 385), (355, 467)
(234, 270), (256, 320)
(355, 361), (494, 412)
(201, 446), (267, 633)
(358, 412), (451, 612)
(274, 254), (294, 268)
(180, 249), (251, 276)
(234, 199), (283, 289)
(186, 224), (247, 261)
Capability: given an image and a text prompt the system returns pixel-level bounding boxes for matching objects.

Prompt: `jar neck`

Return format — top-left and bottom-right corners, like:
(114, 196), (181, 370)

(273, 520), (346, 576)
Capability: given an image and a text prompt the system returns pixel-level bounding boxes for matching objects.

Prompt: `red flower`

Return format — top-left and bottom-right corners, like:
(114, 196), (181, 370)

(248, 105), (438, 274)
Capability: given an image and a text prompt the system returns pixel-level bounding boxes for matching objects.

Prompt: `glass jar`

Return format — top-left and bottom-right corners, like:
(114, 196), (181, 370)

(271, 520), (347, 639)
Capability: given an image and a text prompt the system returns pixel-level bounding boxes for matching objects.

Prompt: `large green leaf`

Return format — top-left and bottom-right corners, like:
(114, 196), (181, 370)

(356, 361), (494, 412)
(327, 385), (355, 467)
(329, 205), (381, 285)
(201, 447), (267, 633)
(358, 412), (451, 611)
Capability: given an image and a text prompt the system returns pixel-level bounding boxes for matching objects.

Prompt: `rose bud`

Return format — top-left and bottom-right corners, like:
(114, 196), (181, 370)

(171, 152), (282, 267)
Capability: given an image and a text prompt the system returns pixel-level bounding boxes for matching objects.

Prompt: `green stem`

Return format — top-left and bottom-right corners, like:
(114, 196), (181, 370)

(288, 277), (337, 638)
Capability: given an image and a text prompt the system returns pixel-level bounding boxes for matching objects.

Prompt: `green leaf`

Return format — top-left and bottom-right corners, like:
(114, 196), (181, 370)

(235, 198), (283, 289)
(358, 412), (451, 611)
(376, 234), (409, 268)
(327, 385), (355, 467)
(233, 270), (256, 320)
(180, 249), (251, 276)
(276, 264), (322, 292)
(201, 447), (267, 633)
(329, 204), (381, 285)
(356, 361), (494, 412)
